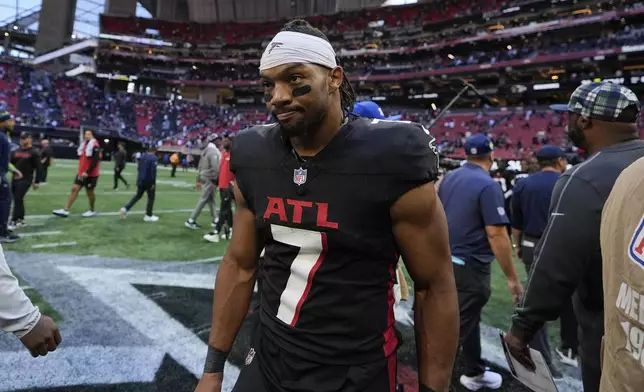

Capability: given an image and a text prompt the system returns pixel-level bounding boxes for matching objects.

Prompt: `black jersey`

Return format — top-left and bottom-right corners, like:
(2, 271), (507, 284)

(231, 118), (439, 365)
(11, 146), (41, 183)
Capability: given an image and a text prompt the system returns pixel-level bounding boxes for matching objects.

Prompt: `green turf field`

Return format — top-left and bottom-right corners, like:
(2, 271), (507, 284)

(5, 160), (228, 261)
(8, 160), (562, 346)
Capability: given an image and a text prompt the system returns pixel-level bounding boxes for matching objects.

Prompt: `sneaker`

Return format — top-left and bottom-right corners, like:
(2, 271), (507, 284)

(0, 233), (20, 243)
(185, 219), (200, 230)
(556, 348), (579, 368)
(7, 222), (16, 231)
(204, 231), (220, 243)
(460, 370), (502, 391)
(113, 188), (118, 192)
(52, 209), (69, 217)
(144, 215), (159, 222)
(15, 220), (26, 228)
(120, 207), (127, 219)
(82, 210), (97, 218)
(211, 221), (217, 228)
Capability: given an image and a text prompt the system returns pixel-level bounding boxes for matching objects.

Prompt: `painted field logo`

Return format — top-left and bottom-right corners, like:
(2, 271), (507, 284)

(629, 213), (644, 269)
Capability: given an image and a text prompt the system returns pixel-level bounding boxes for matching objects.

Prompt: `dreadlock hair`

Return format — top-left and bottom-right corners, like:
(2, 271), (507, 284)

(280, 19), (357, 114)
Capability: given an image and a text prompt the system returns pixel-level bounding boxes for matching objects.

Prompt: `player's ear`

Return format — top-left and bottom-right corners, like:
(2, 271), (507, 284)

(327, 66), (343, 93)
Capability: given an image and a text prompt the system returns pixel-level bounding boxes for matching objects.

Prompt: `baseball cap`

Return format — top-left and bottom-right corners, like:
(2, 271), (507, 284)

(0, 111), (11, 123)
(19, 131), (31, 139)
(353, 101), (402, 121)
(464, 134), (494, 156)
(535, 145), (565, 160)
(550, 82), (641, 123)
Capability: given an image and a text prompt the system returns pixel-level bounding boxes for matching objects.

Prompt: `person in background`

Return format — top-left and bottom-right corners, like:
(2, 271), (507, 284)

(38, 139), (52, 185)
(352, 100), (402, 121)
(170, 152), (179, 177)
(0, 244), (62, 356)
(0, 112), (22, 243)
(204, 135), (234, 243)
(438, 133), (524, 391)
(113, 142), (129, 191)
(9, 132), (41, 230)
(52, 129), (101, 218)
(185, 135), (221, 230)
(505, 82), (644, 392)
(511, 145), (572, 378)
(120, 144), (159, 222)
(600, 156), (644, 392)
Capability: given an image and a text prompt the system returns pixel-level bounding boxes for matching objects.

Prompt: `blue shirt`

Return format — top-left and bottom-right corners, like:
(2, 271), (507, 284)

(511, 170), (560, 237)
(0, 132), (10, 181)
(438, 162), (510, 264)
(137, 153), (157, 185)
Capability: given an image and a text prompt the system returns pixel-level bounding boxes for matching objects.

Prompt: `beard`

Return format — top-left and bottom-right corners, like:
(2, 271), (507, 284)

(566, 124), (587, 149)
(274, 103), (327, 139)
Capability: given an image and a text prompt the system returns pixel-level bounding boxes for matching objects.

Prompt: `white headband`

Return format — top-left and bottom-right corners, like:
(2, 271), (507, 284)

(260, 31), (337, 72)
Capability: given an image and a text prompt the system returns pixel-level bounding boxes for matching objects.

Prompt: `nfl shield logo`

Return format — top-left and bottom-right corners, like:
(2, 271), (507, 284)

(293, 167), (307, 186)
(629, 214), (644, 269)
(245, 348), (256, 365)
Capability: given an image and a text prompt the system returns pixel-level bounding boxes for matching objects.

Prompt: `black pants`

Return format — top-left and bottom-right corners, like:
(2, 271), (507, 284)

(0, 179), (11, 236)
(11, 180), (31, 222)
(454, 261), (491, 377)
(233, 327), (397, 392)
(520, 238), (553, 367)
(39, 165), (49, 183)
(171, 163), (177, 177)
(560, 297), (579, 354)
(215, 187), (233, 233)
(114, 166), (128, 189)
(124, 183), (155, 216)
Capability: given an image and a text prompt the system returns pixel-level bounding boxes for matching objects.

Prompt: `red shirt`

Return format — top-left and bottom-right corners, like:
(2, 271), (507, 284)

(218, 150), (234, 189)
(78, 139), (101, 177)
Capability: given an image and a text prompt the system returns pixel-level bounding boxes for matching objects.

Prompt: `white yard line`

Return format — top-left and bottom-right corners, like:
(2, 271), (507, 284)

(28, 208), (194, 220)
(27, 190), (194, 196)
(32, 241), (77, 249)
(19, 230), (62, 238)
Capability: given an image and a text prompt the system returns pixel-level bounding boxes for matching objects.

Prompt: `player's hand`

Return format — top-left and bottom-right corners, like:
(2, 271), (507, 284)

(19, 315), (62, 357)
(507, 278), (524, 305)
(32, 183), (39, 190)
(80, 172), (88, 178)
(194, 372), (222, 392)
(516, 246), (522, 259)
(13, 170), (23, 180)
(504, 330), (536, 372)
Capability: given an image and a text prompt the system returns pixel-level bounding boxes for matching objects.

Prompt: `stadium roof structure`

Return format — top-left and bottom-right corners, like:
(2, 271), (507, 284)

(0, 0), (151, 39)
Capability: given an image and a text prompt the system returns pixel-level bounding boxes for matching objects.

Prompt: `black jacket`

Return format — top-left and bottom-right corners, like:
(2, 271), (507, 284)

(511, 139), (644, 370)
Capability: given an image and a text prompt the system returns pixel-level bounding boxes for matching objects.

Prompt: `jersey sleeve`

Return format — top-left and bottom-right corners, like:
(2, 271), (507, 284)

(480, 183), (510, 226)
(386, 122), (440, 202)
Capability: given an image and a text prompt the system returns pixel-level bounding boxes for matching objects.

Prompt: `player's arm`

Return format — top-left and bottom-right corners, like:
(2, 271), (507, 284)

(480, 184), (523, 302)
(85, 145), (100, 175)
(391, 183), (458, 392)
(199, 183), (258, 381)
(32, 150), (41, 185)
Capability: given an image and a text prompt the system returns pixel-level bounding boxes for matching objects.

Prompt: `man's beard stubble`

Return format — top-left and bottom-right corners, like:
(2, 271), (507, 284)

(275, 102), (328, 139)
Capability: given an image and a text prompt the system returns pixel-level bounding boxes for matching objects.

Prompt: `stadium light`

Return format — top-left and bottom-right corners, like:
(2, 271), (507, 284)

(507, 45), (512, 50)
(447, 54), (455, 59)
(431, 103), (437, 110)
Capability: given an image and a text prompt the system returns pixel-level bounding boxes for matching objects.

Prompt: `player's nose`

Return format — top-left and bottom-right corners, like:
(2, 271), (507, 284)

(270, 84), (293, 107)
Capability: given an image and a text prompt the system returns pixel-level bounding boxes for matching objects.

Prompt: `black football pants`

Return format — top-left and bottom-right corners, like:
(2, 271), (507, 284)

(453, 260), (491, 377)
(0, 179), (11, 236)
(233, 328), (398, 392)
(11, 180), (31, 222)
(215, 187), (233, 233)
(114, 165), (128, 189)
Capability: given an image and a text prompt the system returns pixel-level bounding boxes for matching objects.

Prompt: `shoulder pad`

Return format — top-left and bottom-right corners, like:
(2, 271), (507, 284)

(364, 118), (439, 180)
(230, 124), (279, 171)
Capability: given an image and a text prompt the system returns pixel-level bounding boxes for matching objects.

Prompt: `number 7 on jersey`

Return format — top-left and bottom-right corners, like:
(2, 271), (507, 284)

(271, 224), (328, 327)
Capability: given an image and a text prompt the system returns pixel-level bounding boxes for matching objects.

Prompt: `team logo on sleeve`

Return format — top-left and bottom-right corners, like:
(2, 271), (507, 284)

(628, 214), (644, 269)
(245, 348), (256, 365)
(293, 167), (307, 186)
